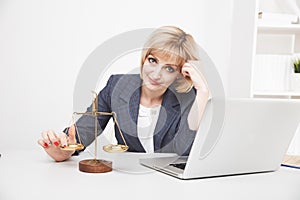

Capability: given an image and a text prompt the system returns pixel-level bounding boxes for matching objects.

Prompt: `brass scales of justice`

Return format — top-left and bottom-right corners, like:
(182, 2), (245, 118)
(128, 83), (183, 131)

(61, 91), (129, 173)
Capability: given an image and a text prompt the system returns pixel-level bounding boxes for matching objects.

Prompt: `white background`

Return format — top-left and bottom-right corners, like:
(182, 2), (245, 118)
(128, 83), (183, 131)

(0, 0), (234, 150)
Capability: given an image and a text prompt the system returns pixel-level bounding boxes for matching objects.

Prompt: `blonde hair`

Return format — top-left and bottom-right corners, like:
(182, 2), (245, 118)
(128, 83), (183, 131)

(140, 26), (200, 93)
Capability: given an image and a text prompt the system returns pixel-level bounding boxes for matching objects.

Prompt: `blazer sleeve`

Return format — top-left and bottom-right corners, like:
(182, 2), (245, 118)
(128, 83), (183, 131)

(173, 89), (198, 156)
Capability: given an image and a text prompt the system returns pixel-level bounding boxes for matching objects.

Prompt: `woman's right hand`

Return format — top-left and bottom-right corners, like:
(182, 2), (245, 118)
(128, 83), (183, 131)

(37, 125), (77, 162)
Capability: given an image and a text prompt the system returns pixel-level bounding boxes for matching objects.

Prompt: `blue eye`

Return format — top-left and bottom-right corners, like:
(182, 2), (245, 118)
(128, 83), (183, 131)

(164, 66), (175, 73)
(148, 57), (157, 64)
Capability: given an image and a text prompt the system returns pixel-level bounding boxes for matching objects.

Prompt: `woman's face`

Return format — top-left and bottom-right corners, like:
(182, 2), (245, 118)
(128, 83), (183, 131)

(142, 53), (180, 92)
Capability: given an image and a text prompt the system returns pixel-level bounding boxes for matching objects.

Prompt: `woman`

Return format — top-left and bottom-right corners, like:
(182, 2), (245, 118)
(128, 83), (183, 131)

(37, 26), (210, 162)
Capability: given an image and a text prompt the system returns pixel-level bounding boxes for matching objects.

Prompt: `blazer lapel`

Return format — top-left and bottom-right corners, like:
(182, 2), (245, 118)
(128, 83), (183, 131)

(112, 75), (145, 152)
(153, 88), (180, 152)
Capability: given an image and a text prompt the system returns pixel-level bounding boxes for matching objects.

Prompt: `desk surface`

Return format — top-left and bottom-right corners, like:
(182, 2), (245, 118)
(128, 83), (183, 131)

(1, 147), (300, 200)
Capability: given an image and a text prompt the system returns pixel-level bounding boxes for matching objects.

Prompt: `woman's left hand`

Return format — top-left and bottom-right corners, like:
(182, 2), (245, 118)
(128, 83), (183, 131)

(181, 60), (210, 93)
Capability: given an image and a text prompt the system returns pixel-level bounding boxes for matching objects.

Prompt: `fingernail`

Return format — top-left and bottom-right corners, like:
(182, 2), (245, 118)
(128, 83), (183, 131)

(54, 141), (59, 146)
(43, 143), (48, 148)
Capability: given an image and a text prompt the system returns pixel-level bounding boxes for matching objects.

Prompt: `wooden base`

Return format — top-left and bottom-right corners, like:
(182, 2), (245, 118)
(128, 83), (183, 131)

(79, 159), (112, 173)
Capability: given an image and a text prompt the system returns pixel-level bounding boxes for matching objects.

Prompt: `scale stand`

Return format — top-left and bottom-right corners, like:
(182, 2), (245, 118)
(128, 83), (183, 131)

(61, 91), (128, 173)
(79, 159), (112, 173)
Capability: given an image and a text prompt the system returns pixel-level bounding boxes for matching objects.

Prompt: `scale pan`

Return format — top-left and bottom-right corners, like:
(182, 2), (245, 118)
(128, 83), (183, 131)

(61, 144), (85, 151)
(103, 144), (129, 153)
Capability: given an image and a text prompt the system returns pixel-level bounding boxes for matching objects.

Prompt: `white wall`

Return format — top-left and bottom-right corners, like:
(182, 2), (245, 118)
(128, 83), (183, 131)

(0, 0), (234, 150)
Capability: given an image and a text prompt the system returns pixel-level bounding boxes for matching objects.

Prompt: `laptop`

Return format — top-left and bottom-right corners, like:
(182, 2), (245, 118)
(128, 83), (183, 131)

(139, 98), (300, 179)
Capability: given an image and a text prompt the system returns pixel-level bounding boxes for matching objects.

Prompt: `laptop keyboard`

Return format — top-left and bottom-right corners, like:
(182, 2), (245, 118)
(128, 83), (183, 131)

(169, 163), (186, 170)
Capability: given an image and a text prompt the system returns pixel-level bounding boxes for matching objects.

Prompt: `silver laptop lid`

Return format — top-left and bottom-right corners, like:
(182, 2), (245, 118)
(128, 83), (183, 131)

(183, 98), (300, 179)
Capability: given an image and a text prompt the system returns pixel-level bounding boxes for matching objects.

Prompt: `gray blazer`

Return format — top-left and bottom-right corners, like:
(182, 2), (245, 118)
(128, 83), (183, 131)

(73, 74), (197, 156)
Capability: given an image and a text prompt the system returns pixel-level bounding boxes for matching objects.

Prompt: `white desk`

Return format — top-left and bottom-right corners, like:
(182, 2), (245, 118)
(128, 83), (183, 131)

(1, 147), (300, 200)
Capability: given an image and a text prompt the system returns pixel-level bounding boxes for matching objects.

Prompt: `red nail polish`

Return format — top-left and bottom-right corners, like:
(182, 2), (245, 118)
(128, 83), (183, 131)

(44, 143), (48, 148)
(54, 141), (59, 146)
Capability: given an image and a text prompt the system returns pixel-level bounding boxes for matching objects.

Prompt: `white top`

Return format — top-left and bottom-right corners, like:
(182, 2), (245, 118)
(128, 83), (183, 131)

(137, 104), (161, 153)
